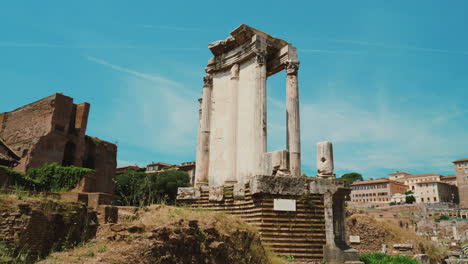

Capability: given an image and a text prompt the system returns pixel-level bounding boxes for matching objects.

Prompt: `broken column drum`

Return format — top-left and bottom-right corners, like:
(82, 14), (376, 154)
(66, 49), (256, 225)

(317, 141), (335, 178)
(194, 25), (301, 187)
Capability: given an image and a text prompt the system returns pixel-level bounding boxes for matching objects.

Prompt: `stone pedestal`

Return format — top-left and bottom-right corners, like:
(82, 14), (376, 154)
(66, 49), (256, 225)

(178, 175), (360, 264)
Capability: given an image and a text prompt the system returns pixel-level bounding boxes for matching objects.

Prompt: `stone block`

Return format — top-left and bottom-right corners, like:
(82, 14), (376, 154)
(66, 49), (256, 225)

(263, 150), (289, 176)
(233, 183), (245, 199)
(393, 244), (413, 250)
(87, 192), (113, 209)
(250, 175), (306, 196)
(60, 192), (89, 204)
(97, 205), (118, 224)
(209, 186), (224, 201)
(177, 187), (201, 200)
(309, 178), (338, 194)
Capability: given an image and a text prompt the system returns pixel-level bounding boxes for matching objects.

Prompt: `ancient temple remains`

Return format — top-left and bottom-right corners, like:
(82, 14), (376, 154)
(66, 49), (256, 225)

(178, 25), (361, 263)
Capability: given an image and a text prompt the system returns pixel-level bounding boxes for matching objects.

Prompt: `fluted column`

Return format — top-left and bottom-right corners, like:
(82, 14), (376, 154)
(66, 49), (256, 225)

(225, 64), (239, 184)
(195, 74), (212, 185)
(286, 60), (301, 177)
(254, 51), (268, 175)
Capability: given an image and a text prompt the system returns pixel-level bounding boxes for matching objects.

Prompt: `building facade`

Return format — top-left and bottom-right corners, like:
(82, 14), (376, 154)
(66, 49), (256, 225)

(394, 172), (445, 191)
(454, 158), (468, 208)
(350, 178), (408, 206)
(413, 181), (458, 204)
(0, 93), (117, 195)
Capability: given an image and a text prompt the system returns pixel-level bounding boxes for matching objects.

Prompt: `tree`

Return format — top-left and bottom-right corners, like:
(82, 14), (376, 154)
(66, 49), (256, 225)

(339, 173), (363, 187)
(405, 195), (416, 204)
(115, 169), (190, 206)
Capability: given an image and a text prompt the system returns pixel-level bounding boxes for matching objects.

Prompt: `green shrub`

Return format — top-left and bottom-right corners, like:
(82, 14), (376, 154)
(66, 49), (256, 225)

(27, 163), (93, 192)
(0, 166), (36, 189)
(115, 169), (190, 206)
(360, 253), (418, 264)
(436, 214), (450, 221)
(1, 163), (92, 192)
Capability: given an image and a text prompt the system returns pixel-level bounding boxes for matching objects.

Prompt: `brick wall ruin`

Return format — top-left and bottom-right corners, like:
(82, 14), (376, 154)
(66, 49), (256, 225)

(0, 93), (116, 195)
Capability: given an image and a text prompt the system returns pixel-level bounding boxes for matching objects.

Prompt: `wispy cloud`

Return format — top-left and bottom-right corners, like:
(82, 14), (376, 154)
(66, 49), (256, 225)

(266, 82), (467, 178)
(312, 38), (468, 56)
(299, 48), (362, 55)
(89, 56), (199, 162)
(0, 41), (63, 48)
(86, 56), (181, 87)
(0, 41), (202, 51)
(138, 24), (202, 32)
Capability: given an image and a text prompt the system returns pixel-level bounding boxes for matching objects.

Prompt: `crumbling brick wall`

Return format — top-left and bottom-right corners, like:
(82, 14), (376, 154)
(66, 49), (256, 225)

(0, 93), (116, 195)
(0, 197), (97, 262)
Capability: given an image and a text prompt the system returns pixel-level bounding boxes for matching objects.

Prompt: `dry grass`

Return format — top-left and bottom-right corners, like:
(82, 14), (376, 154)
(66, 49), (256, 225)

(39, 204), (282, 264)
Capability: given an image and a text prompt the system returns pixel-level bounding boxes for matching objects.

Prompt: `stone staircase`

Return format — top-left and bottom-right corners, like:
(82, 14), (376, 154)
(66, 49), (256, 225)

(186, 185), (326, 262)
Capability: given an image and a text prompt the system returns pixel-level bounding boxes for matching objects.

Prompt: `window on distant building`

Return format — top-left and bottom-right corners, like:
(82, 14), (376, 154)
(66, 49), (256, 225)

(434, 197), (437, 202)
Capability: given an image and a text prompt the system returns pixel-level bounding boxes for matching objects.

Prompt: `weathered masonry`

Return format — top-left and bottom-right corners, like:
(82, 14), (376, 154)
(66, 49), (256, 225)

(0, 93), (116, 202)
(178, 25), (361, 264)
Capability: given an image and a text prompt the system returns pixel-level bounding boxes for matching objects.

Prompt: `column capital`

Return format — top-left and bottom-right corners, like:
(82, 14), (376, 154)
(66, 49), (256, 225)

(230, 64), (239, 80)
(203, 74), (213, 86)
(285, 60), (300, 75)
(255, 50), (267, 66)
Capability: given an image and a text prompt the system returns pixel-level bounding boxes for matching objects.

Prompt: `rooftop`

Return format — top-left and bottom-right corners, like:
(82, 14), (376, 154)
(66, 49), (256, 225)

(400, 173), (443, 180)
(453, 158), (468, 163)
(351, 178), (405, 186)
(388, 171), (410, 176)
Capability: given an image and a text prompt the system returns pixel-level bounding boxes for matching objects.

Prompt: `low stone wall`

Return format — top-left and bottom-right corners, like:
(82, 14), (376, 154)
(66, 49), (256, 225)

(0, 196), (97, 263)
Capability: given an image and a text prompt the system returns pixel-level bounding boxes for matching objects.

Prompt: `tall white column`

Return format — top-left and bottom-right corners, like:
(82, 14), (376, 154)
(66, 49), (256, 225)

(195, 74), (212, 185)
(254, 51), (268, 175)
(286, 60), (301, 177)
(225, 64), (239, 184)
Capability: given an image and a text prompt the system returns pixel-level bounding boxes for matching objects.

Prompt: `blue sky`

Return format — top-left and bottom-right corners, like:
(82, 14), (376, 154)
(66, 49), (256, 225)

(1, 1), (467, 179)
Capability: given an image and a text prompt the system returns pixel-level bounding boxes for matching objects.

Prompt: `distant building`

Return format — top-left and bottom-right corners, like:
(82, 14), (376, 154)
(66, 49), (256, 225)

(413, 181), (458, 204)
(350, 178), (408, 206)
(116, 165), (141, 173)
(454, 158), (468, 208)
(145, 161), (196, 184)
(146, 162), (176, 173)
(388, 171), (411, 181)
(394, 172), (445, 192)
(441, 175), (458, 186)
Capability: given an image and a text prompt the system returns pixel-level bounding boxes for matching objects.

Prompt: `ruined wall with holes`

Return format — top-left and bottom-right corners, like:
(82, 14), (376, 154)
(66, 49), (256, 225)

(0, 196), (97, 262)
(0, 93), (116, 194)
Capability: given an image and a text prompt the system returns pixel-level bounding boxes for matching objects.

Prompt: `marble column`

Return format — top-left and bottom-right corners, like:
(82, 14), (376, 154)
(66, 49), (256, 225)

(225, 64), (239, 184)
(286, 60), (301, 177)
(195, 74), (212, 185)
(324, 191), (335, 246)
(317, 141), (335, 178)
(254, 51), (268, 175)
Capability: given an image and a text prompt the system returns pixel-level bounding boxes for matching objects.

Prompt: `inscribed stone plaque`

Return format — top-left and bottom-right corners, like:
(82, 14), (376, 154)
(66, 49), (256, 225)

(349, 235), (360, 244)
(273, 199), (296, 211)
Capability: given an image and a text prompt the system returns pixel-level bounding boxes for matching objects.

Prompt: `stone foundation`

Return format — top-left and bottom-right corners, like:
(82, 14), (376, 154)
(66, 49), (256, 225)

(178, 176), (361, 263)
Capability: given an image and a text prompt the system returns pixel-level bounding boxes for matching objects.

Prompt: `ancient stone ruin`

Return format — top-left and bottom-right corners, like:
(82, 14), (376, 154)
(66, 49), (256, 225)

(178, 25), (361, 263)
(0, 93), (116, 204)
